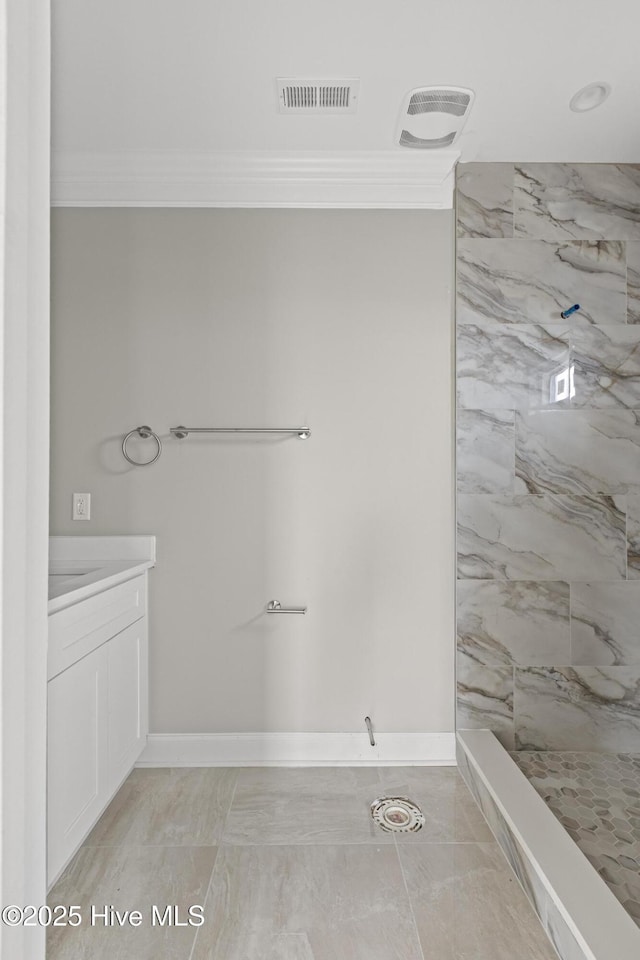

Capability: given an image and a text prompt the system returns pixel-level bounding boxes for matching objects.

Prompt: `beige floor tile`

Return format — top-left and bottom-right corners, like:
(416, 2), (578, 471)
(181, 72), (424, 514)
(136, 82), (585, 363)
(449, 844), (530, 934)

(398, 842), (558, 960)
(47, 765), (561, 959)
(376, 767), (494, 842)
(222, 767), (395, 844)
(190, 844), (424, 960)
(84, 767), (237, 846)
(47, 844), (217, 960)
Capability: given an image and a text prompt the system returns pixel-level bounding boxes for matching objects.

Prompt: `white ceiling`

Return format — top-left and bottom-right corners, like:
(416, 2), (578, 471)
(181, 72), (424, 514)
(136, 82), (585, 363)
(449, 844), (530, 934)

(51, 0), (640, 206)
(52, 0), (640, 161)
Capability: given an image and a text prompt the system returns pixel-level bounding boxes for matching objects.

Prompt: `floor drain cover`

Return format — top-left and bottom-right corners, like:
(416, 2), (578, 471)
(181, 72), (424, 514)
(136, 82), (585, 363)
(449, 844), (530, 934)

(370, 796), (425, 833)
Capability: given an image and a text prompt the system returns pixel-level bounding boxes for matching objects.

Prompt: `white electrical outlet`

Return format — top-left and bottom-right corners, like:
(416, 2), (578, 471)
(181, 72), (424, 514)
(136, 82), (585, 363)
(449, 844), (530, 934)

(72, 493), (91, 521)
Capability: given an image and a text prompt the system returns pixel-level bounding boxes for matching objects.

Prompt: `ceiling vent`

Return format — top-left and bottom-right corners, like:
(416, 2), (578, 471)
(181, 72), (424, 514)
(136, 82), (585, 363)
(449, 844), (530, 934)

(277, 78), (360, 114)
(397, 86), (474, 149)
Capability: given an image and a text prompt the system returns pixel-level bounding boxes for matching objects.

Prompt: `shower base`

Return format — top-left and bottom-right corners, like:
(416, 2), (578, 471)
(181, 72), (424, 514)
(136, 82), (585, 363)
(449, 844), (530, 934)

(512, 751), (640, 928)
(457, 730), (640, 960)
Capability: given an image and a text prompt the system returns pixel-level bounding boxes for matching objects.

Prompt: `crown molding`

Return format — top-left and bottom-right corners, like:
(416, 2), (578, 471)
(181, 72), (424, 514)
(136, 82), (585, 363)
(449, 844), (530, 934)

(51, 149), (458, 208)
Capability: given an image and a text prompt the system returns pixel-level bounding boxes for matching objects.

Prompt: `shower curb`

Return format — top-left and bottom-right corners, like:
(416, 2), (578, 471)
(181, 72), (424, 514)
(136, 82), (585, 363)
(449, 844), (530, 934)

(457, 730), (640, 960)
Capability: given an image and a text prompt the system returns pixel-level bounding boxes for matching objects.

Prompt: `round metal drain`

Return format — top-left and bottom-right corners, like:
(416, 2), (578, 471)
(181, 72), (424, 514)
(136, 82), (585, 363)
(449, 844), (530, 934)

(370, 796), (425, 833)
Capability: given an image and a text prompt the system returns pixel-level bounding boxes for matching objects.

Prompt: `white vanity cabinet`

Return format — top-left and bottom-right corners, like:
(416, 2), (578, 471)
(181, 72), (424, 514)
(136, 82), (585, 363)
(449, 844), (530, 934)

(47, 573), (149, 885)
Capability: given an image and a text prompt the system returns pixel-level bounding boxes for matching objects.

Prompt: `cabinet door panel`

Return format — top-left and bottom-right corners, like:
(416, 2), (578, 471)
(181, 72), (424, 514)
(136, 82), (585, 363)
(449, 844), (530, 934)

(47, 646), (107, 884)
(107, 620), (147, 787)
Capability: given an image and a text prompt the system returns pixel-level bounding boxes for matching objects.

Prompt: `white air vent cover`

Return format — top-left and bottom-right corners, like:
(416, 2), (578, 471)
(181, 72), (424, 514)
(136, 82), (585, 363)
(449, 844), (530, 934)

(397, 86), (474, 149)
(277, 78), (360, 114)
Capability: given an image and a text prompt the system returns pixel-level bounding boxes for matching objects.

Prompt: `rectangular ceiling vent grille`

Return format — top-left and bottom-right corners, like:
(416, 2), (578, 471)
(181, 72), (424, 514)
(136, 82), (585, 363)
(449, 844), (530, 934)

(408, 91), (471, 117)
(277, 78), (360, 114)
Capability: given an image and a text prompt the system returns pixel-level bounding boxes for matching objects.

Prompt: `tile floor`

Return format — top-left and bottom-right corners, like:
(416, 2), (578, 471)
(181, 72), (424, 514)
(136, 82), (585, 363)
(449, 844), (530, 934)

(47, 766), (559, 960)
(513, 751), (640, 926)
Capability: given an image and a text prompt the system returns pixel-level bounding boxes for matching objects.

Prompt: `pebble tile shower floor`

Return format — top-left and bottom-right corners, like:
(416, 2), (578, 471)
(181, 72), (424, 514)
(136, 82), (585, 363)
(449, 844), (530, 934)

(513, 752), (640, 927)
(46, 766), (558, 960)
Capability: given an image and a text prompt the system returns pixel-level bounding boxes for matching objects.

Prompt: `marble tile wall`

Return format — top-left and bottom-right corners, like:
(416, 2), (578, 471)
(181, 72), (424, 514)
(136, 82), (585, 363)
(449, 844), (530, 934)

(456, 162), (640, 751)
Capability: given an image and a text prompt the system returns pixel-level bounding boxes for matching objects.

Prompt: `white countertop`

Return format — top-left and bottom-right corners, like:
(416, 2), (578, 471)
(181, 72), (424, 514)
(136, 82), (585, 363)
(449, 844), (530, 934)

(48, 536), (156, 614)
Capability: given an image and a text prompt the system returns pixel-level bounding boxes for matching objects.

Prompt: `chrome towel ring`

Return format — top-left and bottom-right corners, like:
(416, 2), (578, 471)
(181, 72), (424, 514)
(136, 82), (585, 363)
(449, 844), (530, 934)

(122, 426), (162, 466)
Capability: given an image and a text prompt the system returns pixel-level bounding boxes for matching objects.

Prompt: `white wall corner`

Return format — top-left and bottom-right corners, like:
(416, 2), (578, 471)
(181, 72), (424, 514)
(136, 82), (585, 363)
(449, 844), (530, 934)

(137, 732), (456, 767)
(51, 150), (459, 209)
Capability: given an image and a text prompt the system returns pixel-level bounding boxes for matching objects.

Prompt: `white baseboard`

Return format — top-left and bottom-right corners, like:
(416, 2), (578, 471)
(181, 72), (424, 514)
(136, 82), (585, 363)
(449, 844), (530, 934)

(137, 732), (456, 767)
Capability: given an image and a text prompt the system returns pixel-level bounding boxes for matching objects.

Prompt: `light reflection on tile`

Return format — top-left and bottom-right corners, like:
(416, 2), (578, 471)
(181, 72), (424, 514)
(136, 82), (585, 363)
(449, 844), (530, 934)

(457, 321), (570, 411)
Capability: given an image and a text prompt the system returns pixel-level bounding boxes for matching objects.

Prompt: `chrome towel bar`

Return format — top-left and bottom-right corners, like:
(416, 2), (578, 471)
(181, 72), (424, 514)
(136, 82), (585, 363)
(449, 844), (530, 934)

(170, 426), (311, 439)
(266, 600), (307, 615)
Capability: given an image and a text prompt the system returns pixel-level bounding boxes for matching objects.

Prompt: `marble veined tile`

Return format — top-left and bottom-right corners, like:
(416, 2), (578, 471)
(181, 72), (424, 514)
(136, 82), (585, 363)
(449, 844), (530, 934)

(457, 409), (514, 493)
(515, 409), (640, 495)
(572, 324), (640, 408)
(626, 494), (640, 579)
(571, 582), (640, 665)
(456, 163), (514, 238)
(457, 493), (626, 581)
(514, 164), (640, 241)
(398, 843), (558, 960)
(456, 650), (515, 750)
(190, 845), (423, 960)
(457, 239), (626, 326)
(514, 666), (640, 751)
(47, 844), (217, 960)
(457, 321), (570, 411)
(222, 767), (393, 845)
(457, 580), (570, 665)
(84, 767), (237, 846)
(628, 242), (640, 324)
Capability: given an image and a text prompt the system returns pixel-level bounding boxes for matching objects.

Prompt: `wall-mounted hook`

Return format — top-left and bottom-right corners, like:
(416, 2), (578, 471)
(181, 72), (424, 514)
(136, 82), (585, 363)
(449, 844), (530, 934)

(266, 600), (307, 614)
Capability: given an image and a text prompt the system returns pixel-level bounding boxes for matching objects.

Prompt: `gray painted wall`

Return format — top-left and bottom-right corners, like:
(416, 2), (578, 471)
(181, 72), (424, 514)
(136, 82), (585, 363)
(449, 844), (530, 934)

(51, 208), (455, 735)
(455, 162), (640, 751)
